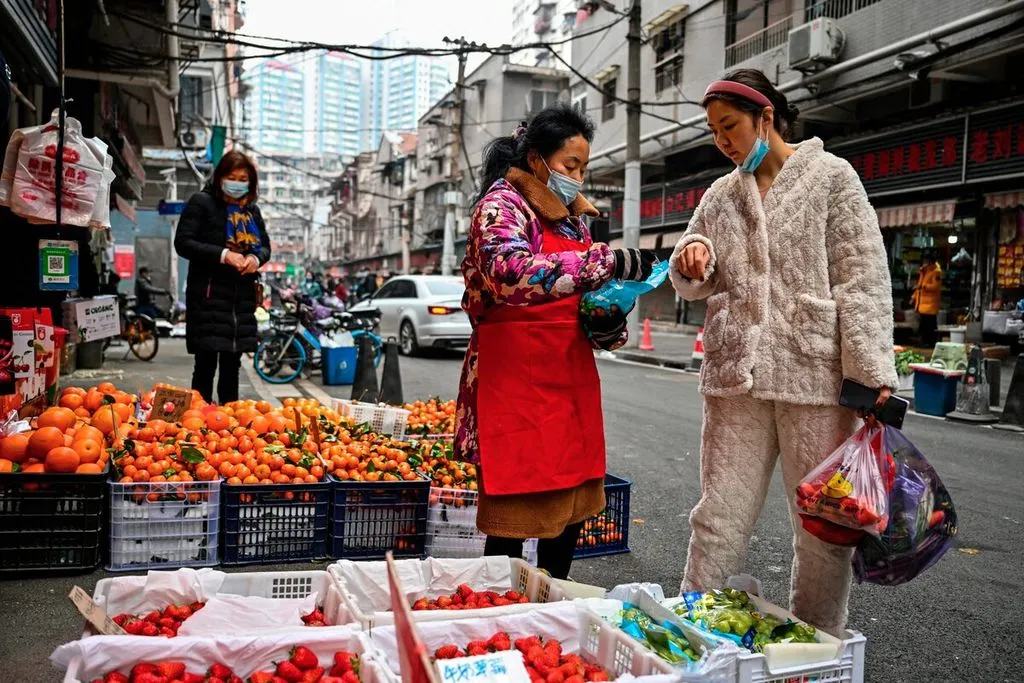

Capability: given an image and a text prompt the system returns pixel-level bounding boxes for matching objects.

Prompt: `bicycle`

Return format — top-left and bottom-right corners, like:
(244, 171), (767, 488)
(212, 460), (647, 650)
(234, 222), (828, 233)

(253, 305), (383, 384)
(104, 295), (160, 361)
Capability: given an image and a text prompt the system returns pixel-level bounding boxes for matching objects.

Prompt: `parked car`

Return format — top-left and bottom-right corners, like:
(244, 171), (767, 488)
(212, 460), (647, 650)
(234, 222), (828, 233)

(348, 275), (470, 356)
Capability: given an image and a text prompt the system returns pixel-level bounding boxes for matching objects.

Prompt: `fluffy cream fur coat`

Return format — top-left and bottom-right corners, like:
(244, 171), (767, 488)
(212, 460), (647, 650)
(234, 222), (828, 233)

(670, 137), (898, 405)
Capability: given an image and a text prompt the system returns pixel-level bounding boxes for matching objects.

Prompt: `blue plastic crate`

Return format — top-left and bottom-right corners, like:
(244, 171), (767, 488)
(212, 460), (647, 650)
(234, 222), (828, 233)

(574, 474), (631, 558)
(329, 475), (429, 560)
(221, 481), (331, 565)
(107, 480), (221, 571)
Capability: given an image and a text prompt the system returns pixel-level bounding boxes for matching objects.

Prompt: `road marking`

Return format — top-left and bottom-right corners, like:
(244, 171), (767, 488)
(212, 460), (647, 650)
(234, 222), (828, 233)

(240, 357), (282, 407)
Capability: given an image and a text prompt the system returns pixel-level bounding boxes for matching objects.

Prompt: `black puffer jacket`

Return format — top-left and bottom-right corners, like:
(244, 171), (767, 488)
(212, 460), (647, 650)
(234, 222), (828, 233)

(174, 188), (271, 354)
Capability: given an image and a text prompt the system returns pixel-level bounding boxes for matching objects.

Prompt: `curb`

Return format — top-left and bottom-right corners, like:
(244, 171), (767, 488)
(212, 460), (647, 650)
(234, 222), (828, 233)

(611, 351), (692, 371)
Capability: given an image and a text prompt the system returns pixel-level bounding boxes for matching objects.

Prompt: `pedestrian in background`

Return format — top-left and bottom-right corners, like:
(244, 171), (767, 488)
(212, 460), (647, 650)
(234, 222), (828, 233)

(175, 150), (271, 404)
(671, 69), (897, 635)
(455, 103), (657, 579)
(912, 250), (942, 347)
(134, 266), (167, 320)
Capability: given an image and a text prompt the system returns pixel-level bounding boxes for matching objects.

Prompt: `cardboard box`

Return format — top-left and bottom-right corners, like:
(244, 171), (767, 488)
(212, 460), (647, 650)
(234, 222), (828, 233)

(62, 296), (120, 343)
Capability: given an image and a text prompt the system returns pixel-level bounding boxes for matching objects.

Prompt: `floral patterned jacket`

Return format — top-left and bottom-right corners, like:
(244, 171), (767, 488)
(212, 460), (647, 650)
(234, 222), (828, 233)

(454, 168), (627, 463)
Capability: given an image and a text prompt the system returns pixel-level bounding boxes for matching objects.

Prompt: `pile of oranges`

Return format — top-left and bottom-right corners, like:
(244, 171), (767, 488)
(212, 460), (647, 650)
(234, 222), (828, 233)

(0, 382), (134, 475)
(404, 398), (456, 436)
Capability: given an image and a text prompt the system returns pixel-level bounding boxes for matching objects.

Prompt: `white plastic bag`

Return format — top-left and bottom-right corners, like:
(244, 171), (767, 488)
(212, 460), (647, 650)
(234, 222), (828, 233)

(100, 568), (225, 616)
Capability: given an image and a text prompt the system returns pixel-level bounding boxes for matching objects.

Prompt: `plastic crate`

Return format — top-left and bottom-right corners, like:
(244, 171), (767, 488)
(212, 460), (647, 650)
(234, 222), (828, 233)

(575, 473), (631, 558)
(332, 398), (409, 438)
(89, 569), (351, 634)
(61, 629), (389, 683)
(0, 466), (108, 574)
(371, 602), (674, 682)
(425, 486), (537, 564)
(221, 481), (331, 565)
(107, 480), (221, 571)
(329, 556), (564, 631)
(329, 475), (429, 560)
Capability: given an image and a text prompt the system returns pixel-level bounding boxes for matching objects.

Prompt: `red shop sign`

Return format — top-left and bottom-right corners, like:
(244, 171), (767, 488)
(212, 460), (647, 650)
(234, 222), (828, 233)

(964, 103), (1024, 182)
(609, 175), (717, 233)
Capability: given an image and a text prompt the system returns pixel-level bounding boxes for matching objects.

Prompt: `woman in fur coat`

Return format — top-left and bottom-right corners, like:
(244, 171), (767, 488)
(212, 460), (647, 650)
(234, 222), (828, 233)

(671, 69), (898, 634)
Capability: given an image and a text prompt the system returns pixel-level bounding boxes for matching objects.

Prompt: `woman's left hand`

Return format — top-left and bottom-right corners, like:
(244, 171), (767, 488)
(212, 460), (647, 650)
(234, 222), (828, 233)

(240, 254), (260, 275)
(876, 386), (892, 407)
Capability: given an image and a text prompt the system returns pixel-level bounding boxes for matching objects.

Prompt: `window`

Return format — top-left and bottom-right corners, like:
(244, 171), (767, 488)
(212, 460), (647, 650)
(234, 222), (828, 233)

(726, 0), (792, 45)
(529, 89), (559, 114)
(602, 78), (617, 122)
(425, 280), (465, 297)
(571, 83), (587, 115)
(653, 19), (685, 93)
(179, 76), (205, 121)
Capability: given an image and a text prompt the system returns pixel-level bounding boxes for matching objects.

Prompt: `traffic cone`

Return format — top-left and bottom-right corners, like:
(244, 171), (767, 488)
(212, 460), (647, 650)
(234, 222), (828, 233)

(378, 338), (404, 406)
(995, 353), (1024, 433)
(947, 345), (998, 424)
(350, 333), (379, 403)
(686, 328), (705, 373)
(639, 319), (655, 351)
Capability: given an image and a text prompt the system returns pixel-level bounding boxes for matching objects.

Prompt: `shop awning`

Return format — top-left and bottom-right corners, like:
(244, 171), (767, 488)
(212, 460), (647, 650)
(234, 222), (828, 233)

(984, 191), (1023, 209)
(875, 201), (956, 228)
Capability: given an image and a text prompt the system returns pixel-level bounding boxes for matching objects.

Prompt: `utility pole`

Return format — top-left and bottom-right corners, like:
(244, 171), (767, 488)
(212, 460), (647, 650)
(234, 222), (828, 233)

(623, 0), (643, 346)
(442, 38), (468, 277)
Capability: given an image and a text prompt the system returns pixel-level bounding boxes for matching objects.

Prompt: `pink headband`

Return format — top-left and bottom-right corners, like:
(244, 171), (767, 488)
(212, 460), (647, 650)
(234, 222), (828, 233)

(703, 80), (772, 109)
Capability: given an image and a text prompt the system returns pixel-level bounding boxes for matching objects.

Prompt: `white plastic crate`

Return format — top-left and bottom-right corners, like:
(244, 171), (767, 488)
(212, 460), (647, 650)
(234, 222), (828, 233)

(87, 569), (351, 637)
(371, 602), (675, 682)
(333, 398), (409, 438)
(57, 628), (388, 683)
(425, 486), (537, 564)
(107, 480), (221, 571)
(425, 531), (538, 566)
(329, 556), (563, 631)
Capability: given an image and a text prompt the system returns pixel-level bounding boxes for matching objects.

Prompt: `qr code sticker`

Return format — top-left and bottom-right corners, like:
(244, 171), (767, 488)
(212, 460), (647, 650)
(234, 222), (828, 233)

(48, 255), (64, 272)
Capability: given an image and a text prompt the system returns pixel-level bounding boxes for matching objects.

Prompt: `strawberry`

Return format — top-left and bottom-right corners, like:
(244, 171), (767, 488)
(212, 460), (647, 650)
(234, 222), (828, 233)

(208, 663), (233, 679)
(466, 643), (489, 657)
(190, 602), (205, 612)
(564, 676), (585, 683)
(340, 672), (360, 683)
(300, 666), (325, 682)
(435, 595), (453, 609)
(503, 591), (523, 602)
(797, 482), (817, 499)
(331, 652), (358, 674)
(411, 598), (430, 610)
(321, 678), (346, 683)
(228, 677), (243, 683)
(929, 510), (945, 527)
(112, 613), (131, 626)
(143, 610), (162, 623)
(434, 645), (463, 660)
(248, 673), (276, 683)
(132, 674), (167, 683)
(290, 646), (320, 671)
(546, 671), (565, 683)
(156, 662), (186, 680)
(516, 636), (542, 653)
(104, 672), (129, 683)
(493, 597), (512, 607)
(141, 622), (159, 637)
(487, 632), (512, 652)
(587, 671), (609, 681)
(456, 584), (474, 599)
(276, 660), (305, 682)
(182, 674), (206, 683)
(124, 620), (145, 635)
(131, 662), (157, 679)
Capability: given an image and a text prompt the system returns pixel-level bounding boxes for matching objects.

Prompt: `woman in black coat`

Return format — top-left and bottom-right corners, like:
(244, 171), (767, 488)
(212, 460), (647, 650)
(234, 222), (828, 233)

(174, 150), (271, 403)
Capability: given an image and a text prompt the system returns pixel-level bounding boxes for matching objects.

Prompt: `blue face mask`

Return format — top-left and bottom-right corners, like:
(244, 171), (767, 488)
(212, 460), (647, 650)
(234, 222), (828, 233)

(738, 121), (770, 173)
(543, 159), (583, 206)
(221, 179), (250, 199)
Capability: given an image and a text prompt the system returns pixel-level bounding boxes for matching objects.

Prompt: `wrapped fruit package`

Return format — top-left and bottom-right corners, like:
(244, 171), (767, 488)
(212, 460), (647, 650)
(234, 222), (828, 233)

(794, 422), (890, 540)
(853, 425), (957, 585)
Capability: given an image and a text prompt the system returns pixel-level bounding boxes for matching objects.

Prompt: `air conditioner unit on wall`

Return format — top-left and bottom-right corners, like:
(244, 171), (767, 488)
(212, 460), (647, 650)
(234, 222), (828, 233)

(788, 18), (844, 72)
(178, 127), (209, 150)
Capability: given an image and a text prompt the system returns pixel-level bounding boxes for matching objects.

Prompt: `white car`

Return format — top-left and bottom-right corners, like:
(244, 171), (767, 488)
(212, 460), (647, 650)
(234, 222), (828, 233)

(349, 275), (471, 356)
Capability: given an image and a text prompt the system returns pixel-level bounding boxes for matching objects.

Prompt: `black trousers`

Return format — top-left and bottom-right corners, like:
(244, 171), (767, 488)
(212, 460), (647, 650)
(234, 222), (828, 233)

(192, 350), (243, 404)
(918, 314), (938, 347)
(483, 522), (583, 580)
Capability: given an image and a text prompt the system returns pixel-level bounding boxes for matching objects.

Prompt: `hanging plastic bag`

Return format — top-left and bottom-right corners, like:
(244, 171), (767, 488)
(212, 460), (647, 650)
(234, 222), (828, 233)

(581, 259), (670, 317)
(853, 425), (957, 585)
(794, 422), (891, 540)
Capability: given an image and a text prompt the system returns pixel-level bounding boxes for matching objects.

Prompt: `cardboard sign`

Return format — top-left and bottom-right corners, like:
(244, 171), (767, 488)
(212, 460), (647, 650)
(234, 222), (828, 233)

(436, 652), (531, 683)
(62, 296), (120, 343)
(0, 308), (35, 379)
(69, 585), (126, 636)
(388, 552), (439, 683)
(150, 387), (193, 423)
(113, 244), (135, 280)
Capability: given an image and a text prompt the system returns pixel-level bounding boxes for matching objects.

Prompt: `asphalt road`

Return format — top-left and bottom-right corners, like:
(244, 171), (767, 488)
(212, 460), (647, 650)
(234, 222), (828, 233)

(3, 340), (1021, 682)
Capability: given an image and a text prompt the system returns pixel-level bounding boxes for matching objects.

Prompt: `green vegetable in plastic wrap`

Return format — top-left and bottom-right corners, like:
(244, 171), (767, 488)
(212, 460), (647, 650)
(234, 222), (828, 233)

(620, 604), (700, 664)
(674, 590), (817, 653)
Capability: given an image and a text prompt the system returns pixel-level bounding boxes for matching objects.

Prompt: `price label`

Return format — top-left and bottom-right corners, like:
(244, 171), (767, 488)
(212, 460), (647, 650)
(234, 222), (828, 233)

(150, 387), (193, 423)
(69, 585), (125, 635)
(38, 239), (79, 291)
(435, 652), (531, 683)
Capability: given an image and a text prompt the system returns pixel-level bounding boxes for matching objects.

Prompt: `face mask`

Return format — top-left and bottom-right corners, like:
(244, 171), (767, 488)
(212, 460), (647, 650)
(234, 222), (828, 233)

(221, 179), (250, 199)
(738, 120), (770, 173)
(543, 159), (583, 206)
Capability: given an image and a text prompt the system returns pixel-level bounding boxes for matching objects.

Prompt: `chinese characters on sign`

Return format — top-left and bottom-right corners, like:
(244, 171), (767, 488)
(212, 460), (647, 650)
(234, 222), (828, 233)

(964, 104), (1024, 181)
(609, 178), (716, 233)
(436, 652), (531, 683)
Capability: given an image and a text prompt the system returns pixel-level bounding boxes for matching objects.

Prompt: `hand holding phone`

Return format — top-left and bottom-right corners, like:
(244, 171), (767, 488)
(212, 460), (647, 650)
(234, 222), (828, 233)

(839, 378), (909, 429)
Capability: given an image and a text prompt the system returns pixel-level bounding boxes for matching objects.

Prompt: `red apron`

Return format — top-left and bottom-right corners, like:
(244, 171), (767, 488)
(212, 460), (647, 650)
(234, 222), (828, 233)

(476, 223), (606, 496)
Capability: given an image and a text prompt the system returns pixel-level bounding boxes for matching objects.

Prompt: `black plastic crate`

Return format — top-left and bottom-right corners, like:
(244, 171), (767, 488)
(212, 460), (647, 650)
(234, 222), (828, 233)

(329, 475), (429, 560)
(0, 466), (109, 574)
(220, 481), (331, 565)
(575, 474), (631, 559)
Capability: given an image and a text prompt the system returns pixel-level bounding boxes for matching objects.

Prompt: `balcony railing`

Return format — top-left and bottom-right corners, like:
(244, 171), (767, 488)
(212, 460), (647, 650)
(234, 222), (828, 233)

(805, 0), (885, 20)
(725, 15), (793, 68)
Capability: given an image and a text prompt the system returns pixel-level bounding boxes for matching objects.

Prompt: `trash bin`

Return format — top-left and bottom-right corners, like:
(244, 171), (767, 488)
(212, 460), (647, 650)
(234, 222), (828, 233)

(76, 340), (104, 370)
(911, 365), (963, 417)
(322, 346), (358, 386)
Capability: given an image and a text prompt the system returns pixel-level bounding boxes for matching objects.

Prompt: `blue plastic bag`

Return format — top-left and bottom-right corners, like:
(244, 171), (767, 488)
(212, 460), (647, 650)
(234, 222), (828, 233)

(582, 259), (670, 317)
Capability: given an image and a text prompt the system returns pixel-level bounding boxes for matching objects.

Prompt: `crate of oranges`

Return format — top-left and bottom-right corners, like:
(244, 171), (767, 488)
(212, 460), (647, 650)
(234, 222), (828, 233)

(0, 385), (128, 574)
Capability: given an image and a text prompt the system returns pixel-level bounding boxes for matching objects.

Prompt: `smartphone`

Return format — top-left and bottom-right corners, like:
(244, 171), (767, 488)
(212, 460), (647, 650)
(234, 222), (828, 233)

(838, 378), (909, 429)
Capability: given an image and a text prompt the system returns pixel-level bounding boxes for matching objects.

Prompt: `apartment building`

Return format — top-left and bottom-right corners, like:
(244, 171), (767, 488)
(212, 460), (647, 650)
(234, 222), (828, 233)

(511, 0), (579, 67)
(571, 0), (1024, 326)
(242, 59), (305, 154)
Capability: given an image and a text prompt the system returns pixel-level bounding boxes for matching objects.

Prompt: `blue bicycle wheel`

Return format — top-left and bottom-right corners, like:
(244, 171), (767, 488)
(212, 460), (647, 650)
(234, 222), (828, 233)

(350, 330), (384, 367)
(254, 334), (306, 384)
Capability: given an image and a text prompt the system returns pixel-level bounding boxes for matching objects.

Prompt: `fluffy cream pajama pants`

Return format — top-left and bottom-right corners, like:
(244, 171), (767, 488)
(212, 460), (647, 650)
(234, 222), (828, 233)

(682, 394), (858, 635)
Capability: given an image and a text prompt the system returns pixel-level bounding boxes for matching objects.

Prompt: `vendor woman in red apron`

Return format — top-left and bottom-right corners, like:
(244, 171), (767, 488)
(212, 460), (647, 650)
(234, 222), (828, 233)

(455, 104), (657, 578)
